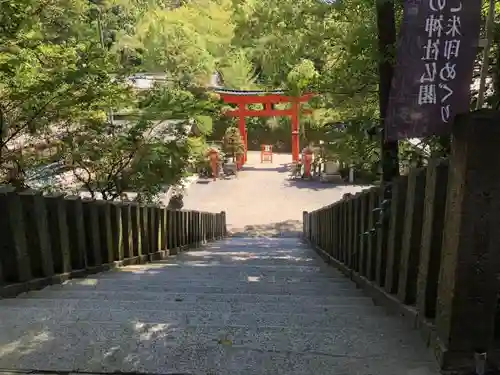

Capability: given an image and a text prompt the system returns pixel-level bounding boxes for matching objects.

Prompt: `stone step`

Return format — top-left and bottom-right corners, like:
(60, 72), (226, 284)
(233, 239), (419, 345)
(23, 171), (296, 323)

(182, 244), (311, 252)
(97, 268), (346, 282)
(176, 248), (313, 254)
(137, 262), (328, 272)
(205, 237), (303, 245)
(58, 275), (353, 289)
(155, 253), (326, 267)
(0, 296), (377, 313)
(17, 290), (371, 305)
(18, 289), (369, 303)
(41, 281), (360, 296)
(155, 258), (327, 267)
(0, 322), (438, 375)
(93, 273), (344, 284)
(0, 320), (431, 362)
(0, 305), (399, 330)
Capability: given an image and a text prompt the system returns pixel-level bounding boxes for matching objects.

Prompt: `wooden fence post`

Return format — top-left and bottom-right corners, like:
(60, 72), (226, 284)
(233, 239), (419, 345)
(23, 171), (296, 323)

(0, 187), (32, 283)
(96, 201), (114, 265)
(339, 202), (346, 263)
(209, 213), (214, 241)
(327, 206), (333, 255)
(139, 205), (150, 257)
(417, 159), (449, 320)
(45, 194), (72, 274)
(375, 187), (390, 287)
(313, 211), (318, 246)
(398, 168), (427, 305)
(167, 210), (178, 254)
(174, 210), (182, 249)
(110, 202), (124, 262)
(318, 210), (324, 249)
(130, 203), (142, 259)
(302, 211), (307, 239)
(358, 192), (370, 277)
(19, 190), (54, 278)
(187, 211), (193, 244)
(64, 196), (87, 270)
(434, 110), (500, 371)
(199, 213), (205, 244)
(333, 204), (341, 260)
(352, 196), (360, 271)
(193, 211), (200, 246)
(180, 211), (187, 246)
(121, 203), (134, 259)
(82, 199), (102, 267)
(221, 211), (227, 237)
(148, 205), (159, 255)
(159, 207), (168, 251)
(366, 188), (379, 280)
(384, 176), (408, 294)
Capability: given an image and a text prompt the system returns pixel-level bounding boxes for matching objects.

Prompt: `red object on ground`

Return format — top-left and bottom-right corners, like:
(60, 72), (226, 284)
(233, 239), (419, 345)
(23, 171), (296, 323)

(216, 90), (314, 165)
(303, 150), (313, 178)
(236, 154), (243, 170)
(260, 145), (273, 163)
(208, 149), (219, 181)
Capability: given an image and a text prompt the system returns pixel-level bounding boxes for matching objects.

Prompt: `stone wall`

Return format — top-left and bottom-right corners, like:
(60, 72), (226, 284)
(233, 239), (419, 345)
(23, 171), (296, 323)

(0, 189), (226, 298)
(303, 109), (500, 373)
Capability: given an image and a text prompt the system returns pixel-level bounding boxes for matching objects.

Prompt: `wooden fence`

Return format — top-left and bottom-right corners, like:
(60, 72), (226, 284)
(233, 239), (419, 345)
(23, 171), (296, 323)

(0, 187), (226, 298)
(303, 109), (500, 373)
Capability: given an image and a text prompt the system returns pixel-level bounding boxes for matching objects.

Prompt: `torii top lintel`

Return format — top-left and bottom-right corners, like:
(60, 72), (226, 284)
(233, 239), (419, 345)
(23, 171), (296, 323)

(214, 89), (314, 105)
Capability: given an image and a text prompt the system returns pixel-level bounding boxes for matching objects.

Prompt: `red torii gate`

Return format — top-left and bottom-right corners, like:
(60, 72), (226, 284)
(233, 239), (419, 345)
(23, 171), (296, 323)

(214, 89), (313, 165)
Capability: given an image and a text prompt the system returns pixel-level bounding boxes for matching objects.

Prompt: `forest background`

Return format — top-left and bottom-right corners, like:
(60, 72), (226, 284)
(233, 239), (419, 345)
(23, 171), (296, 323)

(1, 0), (498, 201)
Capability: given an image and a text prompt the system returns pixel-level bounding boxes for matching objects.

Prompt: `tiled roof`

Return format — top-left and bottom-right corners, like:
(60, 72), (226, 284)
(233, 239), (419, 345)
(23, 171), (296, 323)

(210, 88), (285, 95)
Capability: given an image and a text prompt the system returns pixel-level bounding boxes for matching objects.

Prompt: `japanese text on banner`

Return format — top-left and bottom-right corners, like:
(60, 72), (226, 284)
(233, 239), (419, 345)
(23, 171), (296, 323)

(418, 0), (462, 123)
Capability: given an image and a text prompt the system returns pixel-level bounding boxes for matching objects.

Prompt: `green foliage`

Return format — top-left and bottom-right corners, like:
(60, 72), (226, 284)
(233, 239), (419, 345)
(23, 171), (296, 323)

(219, 50), (258, 90)
(193, 115), (213, 135)
(56, 84), (218, 201)
(0, 0), (223, 201)
(0, 0), (121, 181)
(130, 0), (234, 85)
(322, 118), (379, 169)
(286, 59), (319, 96)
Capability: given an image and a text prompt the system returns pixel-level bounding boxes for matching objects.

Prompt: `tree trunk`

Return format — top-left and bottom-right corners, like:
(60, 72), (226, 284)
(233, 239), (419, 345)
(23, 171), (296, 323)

(376, 0), (400, 184)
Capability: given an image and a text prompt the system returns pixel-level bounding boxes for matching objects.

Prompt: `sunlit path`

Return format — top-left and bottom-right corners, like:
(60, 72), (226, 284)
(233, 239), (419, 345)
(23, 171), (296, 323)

(183, 151), (368, 236)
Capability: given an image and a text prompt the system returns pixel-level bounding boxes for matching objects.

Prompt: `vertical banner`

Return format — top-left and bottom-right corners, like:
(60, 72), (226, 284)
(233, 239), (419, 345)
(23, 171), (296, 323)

(385, 0), (482, 141)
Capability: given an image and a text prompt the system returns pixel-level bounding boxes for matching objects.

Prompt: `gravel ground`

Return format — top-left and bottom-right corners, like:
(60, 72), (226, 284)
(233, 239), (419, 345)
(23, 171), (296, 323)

(183, 151), (369, 237)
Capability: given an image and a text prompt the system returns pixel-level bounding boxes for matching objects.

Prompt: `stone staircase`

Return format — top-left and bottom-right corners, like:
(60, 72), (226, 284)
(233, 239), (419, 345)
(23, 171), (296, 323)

(0, 237), (438, 375)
